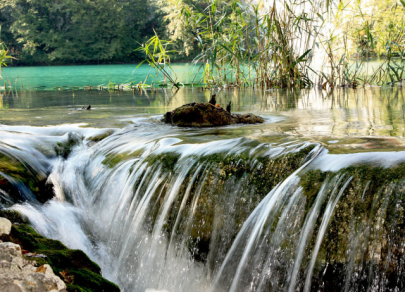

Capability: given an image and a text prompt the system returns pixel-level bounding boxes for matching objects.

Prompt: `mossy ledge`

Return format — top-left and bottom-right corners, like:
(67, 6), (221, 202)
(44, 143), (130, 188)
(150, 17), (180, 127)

(141, 145), (315, 263)
(0, 210), (120, 292)
(0, 152), (54, 203)
(296, 163), (405, 291)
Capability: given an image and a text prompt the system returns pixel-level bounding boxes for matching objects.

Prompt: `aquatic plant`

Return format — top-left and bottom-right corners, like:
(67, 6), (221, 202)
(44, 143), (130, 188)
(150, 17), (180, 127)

(135, 0), (405, 90)
(135, 32), (180, 89)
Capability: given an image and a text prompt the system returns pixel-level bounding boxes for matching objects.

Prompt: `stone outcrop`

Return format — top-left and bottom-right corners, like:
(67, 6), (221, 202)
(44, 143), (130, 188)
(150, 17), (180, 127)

(0, 217), (11, 235)
(163, 102), (264, 127)
(0, 213), (120, 292)
(0, 241), (66, 292)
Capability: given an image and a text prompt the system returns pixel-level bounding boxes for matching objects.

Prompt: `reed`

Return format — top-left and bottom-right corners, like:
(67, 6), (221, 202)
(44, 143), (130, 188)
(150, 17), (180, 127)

(136, 0), (405, 89)
(0, 26), (13, 89)
(135, 32), (180, 89)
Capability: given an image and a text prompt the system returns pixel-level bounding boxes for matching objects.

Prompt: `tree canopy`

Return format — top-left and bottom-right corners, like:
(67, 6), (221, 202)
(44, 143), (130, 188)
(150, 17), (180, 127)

(0, 0), (166, 65)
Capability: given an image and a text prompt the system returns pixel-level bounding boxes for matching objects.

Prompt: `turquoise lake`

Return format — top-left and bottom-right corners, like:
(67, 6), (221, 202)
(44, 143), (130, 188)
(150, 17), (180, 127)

(1, 63), (200, 89)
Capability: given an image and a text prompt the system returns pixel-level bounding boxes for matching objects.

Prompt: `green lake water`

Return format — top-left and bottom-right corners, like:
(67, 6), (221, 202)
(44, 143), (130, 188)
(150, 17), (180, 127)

(1, 63), (199, 88)
(2, 63), (405, 153)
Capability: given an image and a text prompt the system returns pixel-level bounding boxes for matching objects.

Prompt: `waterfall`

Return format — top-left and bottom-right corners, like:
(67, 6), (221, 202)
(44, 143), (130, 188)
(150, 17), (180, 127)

(1, 123), (405, 291)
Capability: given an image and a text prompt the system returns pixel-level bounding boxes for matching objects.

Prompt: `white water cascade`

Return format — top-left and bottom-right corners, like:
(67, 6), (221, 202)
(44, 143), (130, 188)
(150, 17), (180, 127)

(1, 123), (405, 292)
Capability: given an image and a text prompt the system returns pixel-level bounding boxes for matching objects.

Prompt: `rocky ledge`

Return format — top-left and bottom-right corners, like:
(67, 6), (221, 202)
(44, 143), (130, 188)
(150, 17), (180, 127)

(163, 102), (264, 127)
(0, 211), (120, 292)
(0, 241), (66, 292)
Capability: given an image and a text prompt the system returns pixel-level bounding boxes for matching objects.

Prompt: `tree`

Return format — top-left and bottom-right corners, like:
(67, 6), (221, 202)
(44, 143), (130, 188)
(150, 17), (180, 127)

(0, 0), (166, 65)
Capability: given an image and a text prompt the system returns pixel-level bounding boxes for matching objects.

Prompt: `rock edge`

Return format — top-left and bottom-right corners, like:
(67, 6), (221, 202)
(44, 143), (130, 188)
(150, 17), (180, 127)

(0, 241), (67, 292)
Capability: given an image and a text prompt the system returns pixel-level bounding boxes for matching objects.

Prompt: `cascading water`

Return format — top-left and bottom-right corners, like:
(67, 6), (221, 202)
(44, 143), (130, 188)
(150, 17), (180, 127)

(2, 121), (405, 292)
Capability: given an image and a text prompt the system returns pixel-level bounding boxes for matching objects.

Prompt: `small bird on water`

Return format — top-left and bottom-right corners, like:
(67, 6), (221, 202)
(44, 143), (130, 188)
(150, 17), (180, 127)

(209, 94), (216, 105)
(226, 101), (232, 113)
(86, 105), (91, 110)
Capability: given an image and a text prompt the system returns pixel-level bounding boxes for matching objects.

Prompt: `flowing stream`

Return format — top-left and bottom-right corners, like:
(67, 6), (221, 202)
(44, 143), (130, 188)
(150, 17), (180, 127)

(1, 87), (405, 291)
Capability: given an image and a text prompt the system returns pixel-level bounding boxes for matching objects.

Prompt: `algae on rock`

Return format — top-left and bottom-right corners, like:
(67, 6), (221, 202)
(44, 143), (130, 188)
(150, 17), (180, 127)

(0, 221), (120, 292)
(295, 163), (405, 291)
(164, 102), (264, 127)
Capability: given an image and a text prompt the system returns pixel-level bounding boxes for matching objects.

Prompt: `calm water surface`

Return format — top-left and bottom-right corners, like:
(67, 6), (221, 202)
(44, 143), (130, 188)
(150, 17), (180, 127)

(1, 63), (199, 88)
(1, 86), (405, 152)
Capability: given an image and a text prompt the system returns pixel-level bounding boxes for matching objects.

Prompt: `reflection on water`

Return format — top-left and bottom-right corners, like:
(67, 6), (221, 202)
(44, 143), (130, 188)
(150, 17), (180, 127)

(1, 87), (405, 150)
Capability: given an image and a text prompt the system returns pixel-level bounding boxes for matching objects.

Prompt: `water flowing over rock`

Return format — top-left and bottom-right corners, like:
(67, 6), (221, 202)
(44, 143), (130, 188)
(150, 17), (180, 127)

(2, 123), (405, 292)
(0, 242), (66, 292)
(163, 102), (264, 127)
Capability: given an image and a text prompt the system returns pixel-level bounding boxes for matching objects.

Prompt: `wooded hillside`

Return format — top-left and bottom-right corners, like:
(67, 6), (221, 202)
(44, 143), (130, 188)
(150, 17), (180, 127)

(0, 0), (166, 65)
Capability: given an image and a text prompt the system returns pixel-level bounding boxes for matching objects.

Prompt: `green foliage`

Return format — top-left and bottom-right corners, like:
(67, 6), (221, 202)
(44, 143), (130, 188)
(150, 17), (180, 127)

(321, 0), (405, 87)
(135, 32), (180, 87)
(0, 0), (166, 65)
(159, 0), (328, 89)
(0, 42), (12, 67)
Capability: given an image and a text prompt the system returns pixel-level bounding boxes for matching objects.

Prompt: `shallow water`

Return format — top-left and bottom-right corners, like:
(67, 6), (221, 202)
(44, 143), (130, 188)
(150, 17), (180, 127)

(1, 87), (405, 151)
(1, 86), (405, 291)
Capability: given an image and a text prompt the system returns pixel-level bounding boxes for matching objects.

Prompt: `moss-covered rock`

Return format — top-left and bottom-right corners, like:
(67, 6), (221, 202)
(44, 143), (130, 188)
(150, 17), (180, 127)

(137, 145), (315, 262)
(0, 152), (54, 204)
(0, 209), (29, 224)
(294, 163), (405, 291)
(0, 223), (120, 292)
(87, 130), (115, 143)
(164, 102), (264, 127)
(54, 132), (82, 159)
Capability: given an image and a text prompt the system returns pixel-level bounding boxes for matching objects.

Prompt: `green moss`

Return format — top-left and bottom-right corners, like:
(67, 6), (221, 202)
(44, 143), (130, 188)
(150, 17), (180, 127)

(0, 153), (54, 203)
(294, 161), (405, 285)
(88, 130), (115, 143)
(0, 153), (27, 176)
(102, 149), (144, 168)
(144, 152), (181, 172)
(4, 224), (120, 292)
(67, 269), (119, 292)
(0, 209), (29, 224)
(300, 170), (328, 211)
(66, 284), (87, 292)
(144, 145), (317, 262)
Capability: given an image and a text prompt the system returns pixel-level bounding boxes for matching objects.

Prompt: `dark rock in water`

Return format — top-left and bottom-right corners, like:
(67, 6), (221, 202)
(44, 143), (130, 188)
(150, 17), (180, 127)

(171, 102), (233, 127)
(209, 94), (216, 105)
(163, 111), (172, 124)
(231, 113), (264, 124)
(163, 102), (264, 127)
(226, 101), (232, 113)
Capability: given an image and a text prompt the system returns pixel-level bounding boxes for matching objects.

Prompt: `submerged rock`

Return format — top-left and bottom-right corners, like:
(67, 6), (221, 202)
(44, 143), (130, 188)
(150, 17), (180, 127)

(163, 102), (264, 127)
(0, 242), (66, 292)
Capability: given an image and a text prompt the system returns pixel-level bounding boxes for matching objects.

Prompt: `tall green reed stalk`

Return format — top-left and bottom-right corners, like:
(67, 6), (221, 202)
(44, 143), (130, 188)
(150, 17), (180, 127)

(0, 26), (13, 89)
(320, 0), (405, 88)
(137, 0), (405, 89)
(179, 0), (330, 89)
(135, 32), (180, 89)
